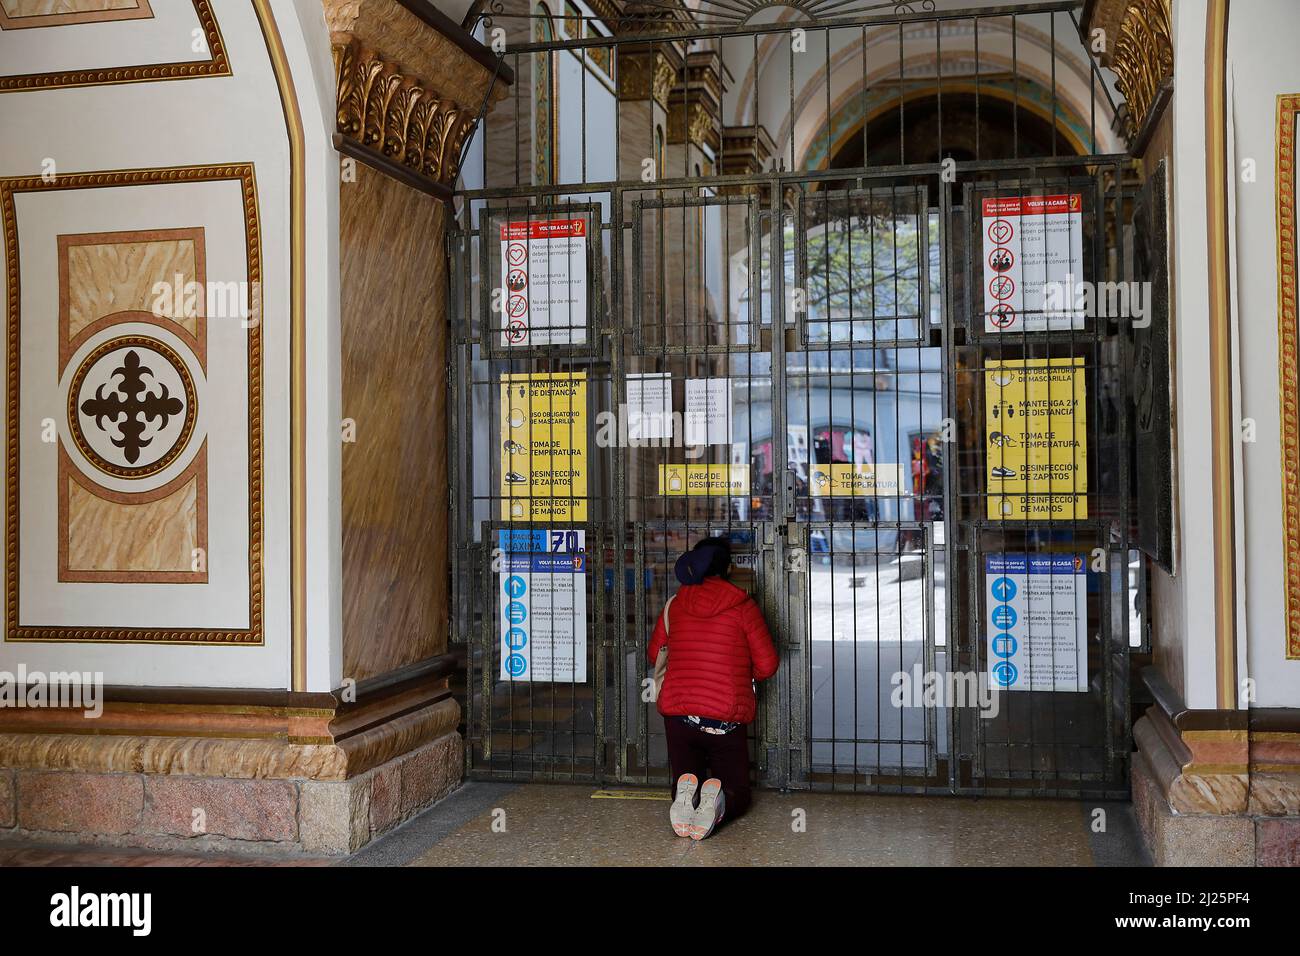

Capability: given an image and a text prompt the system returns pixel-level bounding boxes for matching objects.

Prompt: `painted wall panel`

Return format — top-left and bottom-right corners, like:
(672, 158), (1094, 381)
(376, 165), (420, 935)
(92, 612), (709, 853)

(0, 0), (338, 688)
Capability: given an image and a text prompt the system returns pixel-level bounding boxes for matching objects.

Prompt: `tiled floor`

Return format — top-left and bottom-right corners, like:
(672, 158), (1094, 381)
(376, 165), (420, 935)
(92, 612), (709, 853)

(2, 782), (1151, 867)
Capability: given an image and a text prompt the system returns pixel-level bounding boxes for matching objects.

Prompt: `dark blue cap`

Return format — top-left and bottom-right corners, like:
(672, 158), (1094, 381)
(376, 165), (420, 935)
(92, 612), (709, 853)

(674, 537), (731, 585)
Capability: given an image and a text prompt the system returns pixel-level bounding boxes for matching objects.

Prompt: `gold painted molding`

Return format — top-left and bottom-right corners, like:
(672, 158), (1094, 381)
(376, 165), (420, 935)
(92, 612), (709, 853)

(333, 36), (478, 189)
(1, 164), (264, 645)
(1204, 0), (1239, 705)
(1084, 0), (1173, 144)
(251, 1), (308, 690)
(0, 0), (228, 94)
(1277, 94), (1300, 660)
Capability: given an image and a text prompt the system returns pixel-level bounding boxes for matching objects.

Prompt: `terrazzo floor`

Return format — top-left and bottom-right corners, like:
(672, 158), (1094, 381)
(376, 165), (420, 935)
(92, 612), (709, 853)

(2, 782), (1151, 867)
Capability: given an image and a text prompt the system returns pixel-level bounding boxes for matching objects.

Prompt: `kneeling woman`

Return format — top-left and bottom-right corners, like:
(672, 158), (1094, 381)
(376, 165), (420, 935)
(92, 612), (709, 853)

(647, 536), (779, 840)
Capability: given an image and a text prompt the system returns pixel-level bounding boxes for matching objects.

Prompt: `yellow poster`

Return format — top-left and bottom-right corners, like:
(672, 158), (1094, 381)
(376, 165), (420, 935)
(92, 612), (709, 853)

(658, 464), (750, 496)
(500, 372), (588, 521)
(985, 358), (1087, 520)
(808, 463), (907, 497)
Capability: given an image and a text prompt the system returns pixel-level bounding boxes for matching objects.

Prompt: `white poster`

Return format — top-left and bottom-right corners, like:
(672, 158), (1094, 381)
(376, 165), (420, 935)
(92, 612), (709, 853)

(499, 530), (587, 683)
(984, 554), (1087, 692)
(500, 218), (588, 347)
(626, 372), (673, 441)
(787, 425), (809, 467)
(684, 377), (732, 446)
(982, 194), (1085, 333)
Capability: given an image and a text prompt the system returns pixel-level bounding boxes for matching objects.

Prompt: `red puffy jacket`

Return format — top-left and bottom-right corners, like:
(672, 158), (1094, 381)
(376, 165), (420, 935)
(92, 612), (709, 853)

(647, 576), (779, 724)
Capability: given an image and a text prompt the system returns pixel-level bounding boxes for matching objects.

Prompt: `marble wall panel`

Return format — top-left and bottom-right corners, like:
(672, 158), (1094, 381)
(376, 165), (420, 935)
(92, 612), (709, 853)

(339, 164), (447, 681)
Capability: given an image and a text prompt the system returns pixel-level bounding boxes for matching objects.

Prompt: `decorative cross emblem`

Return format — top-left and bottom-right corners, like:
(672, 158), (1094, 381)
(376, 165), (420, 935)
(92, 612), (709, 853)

(79, 350), (184, 465)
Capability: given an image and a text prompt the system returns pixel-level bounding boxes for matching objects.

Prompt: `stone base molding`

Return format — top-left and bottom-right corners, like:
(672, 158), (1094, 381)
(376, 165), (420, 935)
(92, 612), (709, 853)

(1132, 667), (1300, 866)
(0, 694), (458, 780)
(0, 730), (461, 856)
(1250, 773), (1300, 817)
(1131, 749), (1256, 867)
(0, 657), (465, 854)
(1132, 715), (1249, 815)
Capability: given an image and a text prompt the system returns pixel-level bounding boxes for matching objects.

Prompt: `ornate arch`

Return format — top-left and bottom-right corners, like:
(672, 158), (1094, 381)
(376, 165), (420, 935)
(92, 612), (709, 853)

(801, 63), (1098, 171)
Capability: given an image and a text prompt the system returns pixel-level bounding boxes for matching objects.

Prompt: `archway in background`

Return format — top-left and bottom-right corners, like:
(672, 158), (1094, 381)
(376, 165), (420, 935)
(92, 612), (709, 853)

(828, 88), (1084, 169)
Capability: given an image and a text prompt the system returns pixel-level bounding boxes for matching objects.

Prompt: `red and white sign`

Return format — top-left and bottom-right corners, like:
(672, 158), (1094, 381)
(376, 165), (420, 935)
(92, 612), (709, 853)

(989, 304), (1017, 329)
(499, 218), (588, 347)
(981, 194), (1084, 333)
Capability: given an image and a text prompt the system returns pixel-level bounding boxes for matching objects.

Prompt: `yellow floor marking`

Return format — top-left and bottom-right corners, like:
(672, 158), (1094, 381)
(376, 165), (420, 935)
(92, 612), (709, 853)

(590, 789), (671, 801)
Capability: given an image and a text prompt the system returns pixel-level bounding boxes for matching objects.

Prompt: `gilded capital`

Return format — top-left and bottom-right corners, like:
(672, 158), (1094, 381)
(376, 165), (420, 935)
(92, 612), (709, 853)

(333, 37), (477, 188)
(617, 46), (684, 110)
(324, 1), (511, 191)
(1083, 0), (1173, 142)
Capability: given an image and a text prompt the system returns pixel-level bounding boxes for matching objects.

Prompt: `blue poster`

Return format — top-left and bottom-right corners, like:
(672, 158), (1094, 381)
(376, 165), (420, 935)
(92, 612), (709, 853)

(984, 553), (1087, 692)
(498, 530), (586, 682)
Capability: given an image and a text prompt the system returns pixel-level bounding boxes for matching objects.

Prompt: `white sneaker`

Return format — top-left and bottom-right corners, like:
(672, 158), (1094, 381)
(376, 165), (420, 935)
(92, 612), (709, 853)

(670, 773), (699, 837)
(688, 778), (726, 840)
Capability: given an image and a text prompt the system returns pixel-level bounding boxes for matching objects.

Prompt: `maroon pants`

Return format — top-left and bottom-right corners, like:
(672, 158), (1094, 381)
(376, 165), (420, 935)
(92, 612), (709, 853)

(665, 718), (752, 820)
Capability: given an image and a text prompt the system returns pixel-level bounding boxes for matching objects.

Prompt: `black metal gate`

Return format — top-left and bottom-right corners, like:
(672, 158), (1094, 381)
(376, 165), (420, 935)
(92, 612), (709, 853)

(449, 1), (1137, 797)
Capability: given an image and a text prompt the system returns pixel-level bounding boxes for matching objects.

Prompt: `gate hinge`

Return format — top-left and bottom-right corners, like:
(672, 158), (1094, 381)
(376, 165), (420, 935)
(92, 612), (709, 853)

(444, 229), (465, 260)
